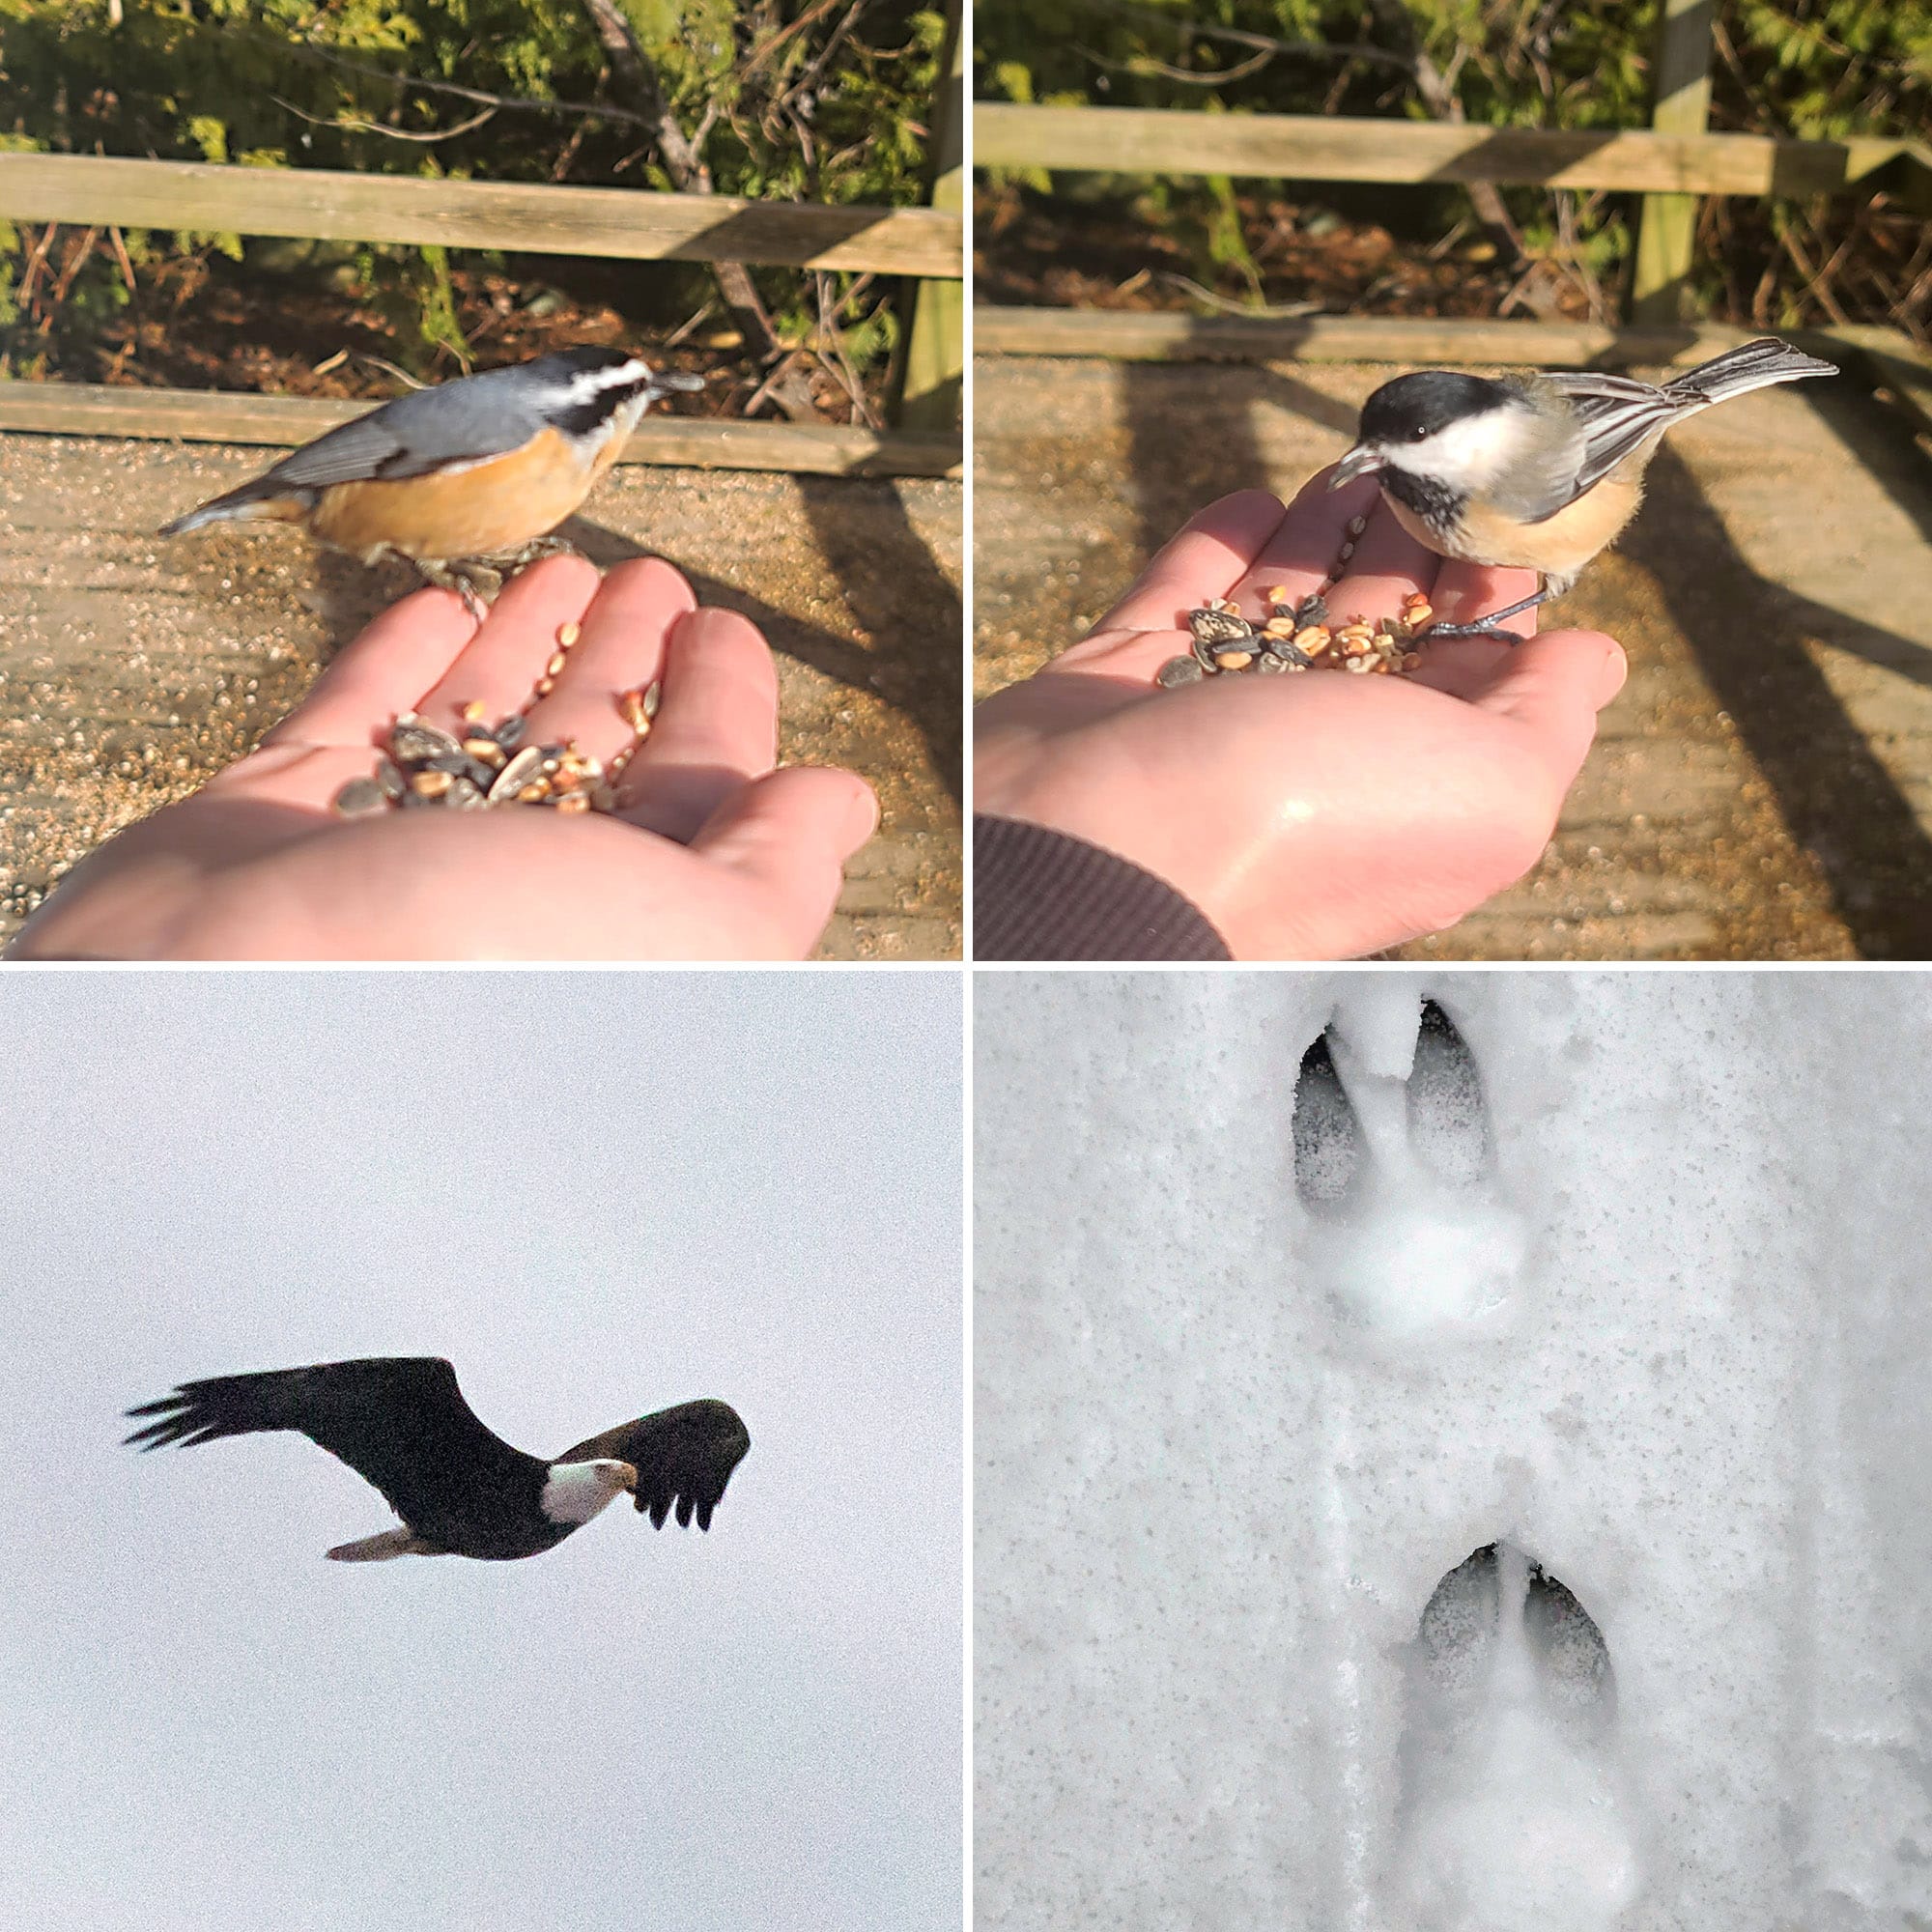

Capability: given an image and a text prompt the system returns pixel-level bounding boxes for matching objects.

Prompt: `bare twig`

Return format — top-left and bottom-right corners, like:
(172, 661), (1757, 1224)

(574, 0), (801, 389)
(270, 95), (498, 143)
(662, 298), (719, 349)
(1076, 43), (1276, 88)
(106, 223), (137, 296)
(741, 346), (809, 416)
(275, 31), (657, 131)
(1155, 270), (1321, 318)
(1070, 0), (1416, 76)
(1360, 0), (1522, 265)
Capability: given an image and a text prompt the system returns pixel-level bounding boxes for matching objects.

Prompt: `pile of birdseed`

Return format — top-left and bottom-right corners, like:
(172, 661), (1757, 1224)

(332, 616), (659, 820)
(1153, 512), (1436, 690)
(1157, 587), (1435, 687)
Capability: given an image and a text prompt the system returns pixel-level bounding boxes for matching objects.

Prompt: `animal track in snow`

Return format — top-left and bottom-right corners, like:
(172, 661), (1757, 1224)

(1394, 1544), (1639, 1931)
(1293, 999), (1526, 1337)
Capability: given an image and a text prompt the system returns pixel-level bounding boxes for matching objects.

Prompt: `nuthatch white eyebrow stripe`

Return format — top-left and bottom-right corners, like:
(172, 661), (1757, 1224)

(159, 345), (704, 621)
(1329, 337), (1835, 638)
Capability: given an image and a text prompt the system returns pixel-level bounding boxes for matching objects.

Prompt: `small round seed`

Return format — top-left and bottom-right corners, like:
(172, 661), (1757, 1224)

(554, 791), (592, 814)
(1293, 626), (1331, 656)
(1347, 515), (1367, 537)
(1337, 541), (1356, 563)
(411, 768), (453, 799)
(556, 620), (582, 648)
(1213, 648), (1256, 671)
(535, 676), (555, 697)
(460, 699), (487, 724)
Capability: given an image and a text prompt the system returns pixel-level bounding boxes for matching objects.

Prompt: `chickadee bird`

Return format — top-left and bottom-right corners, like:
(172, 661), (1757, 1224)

(1329, 337), (1836, 636)
(160, 346), (704, 618)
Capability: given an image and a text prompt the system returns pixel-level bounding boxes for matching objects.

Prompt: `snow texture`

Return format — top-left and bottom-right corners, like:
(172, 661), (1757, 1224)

(975, 972), (1932, 1932)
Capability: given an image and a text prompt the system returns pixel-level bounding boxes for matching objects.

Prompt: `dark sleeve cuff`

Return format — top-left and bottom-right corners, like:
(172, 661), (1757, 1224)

(972, 815), (1233, 961)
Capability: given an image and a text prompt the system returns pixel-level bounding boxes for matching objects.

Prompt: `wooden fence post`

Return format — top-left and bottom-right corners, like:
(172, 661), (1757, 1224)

(892, 0), (963, 432)
(1632, 0), (1716, 323)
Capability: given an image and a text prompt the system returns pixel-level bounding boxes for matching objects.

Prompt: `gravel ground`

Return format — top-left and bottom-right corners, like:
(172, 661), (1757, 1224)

(975, 353), (1932, 960)
(0, 438), (961, 958)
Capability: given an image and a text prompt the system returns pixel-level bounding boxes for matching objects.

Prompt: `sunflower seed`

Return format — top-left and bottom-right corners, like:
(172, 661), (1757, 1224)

(487, 745), (547, 803)
(493, 715), (528, 751)
(374, 755), (407, 801)
(333, 777), (387, 817)
(443, 775), (488, 810)
(1187, 607), (1255, 647)
(1157, 655), (1207, 688)
(389, 714), (464, 763)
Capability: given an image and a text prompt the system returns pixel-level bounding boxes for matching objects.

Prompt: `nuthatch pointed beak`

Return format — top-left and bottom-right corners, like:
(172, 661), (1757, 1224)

(1328, 444), (1384, 491)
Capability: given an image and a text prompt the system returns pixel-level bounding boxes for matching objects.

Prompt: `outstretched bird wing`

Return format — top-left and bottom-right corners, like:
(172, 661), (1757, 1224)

(125, 1356), (548, 1528)
(560, 1399), (751, 1530)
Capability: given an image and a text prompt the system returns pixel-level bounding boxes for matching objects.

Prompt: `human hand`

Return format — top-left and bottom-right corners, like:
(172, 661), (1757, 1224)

(974, 476), (1627, 959)
(11, 556), (877, 961)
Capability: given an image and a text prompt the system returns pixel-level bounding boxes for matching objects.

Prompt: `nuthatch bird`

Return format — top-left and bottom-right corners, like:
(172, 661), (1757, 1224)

(160, 346), (704, 617)
(1329, 336), (1835, 636)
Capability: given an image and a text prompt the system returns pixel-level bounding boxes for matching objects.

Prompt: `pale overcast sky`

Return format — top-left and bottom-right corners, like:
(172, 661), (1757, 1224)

(0, 971), (961, 1932)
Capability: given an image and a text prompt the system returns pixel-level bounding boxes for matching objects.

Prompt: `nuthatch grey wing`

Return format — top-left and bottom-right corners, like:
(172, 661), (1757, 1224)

(1328, 337), (1835, 636)
(160, 345), (703, 616)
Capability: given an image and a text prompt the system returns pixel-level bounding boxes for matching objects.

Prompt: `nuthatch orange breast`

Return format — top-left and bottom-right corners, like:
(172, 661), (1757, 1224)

(160, 346), (703, 617)
(1329, 337), (1835, 636)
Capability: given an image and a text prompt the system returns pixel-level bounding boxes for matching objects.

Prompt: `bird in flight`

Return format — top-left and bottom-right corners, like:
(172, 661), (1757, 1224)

(126, 1356), (750, 1563)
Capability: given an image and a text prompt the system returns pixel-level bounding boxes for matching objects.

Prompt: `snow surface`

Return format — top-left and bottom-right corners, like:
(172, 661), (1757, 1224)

(975, 972), (1932, 1931)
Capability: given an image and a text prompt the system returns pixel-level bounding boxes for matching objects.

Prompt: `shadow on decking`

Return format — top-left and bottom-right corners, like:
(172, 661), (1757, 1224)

(1625, 440), (1932, 959)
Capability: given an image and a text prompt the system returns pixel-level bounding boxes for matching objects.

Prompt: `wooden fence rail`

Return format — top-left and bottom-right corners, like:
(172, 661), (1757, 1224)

(973, 103), (1931, 205)
(0, 148), (966, 469)
(0, 153), (962, 277)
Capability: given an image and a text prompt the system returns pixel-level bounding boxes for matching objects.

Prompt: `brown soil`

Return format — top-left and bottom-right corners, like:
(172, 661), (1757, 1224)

(976, 181), (1602, 326)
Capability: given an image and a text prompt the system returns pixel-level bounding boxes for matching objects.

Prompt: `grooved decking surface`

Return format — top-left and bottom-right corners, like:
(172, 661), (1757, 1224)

(974, 353), (1932, 960)
(0, 439), (961, 958)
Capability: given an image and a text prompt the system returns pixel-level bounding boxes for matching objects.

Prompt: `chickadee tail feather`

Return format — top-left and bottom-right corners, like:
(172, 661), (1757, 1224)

(158, 481), (316, 538)
(1664, 337), (1836, 408)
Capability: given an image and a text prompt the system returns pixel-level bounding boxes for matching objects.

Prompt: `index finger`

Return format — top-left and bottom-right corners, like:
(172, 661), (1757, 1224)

(260, 584), (477, 750)
(1060, 490), (1288, 662)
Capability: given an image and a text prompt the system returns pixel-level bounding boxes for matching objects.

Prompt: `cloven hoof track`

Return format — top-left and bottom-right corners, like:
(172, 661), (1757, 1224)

(1396, 1543), (1636, 1929)
(1293, 1000), (1495, 1212)
(1290, 999), (1524, 1336)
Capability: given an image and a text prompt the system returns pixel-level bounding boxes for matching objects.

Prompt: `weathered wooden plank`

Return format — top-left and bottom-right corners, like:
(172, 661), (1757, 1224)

(0, 382), (962, 478)
(974, 304), (1932, 442)
(971, 304), (1764, 367)
(1633, 0), (1717, 324)
(1825, 325), (1932, 441)
(0, 153), (963, 278)
(974, 102), (1905, 198)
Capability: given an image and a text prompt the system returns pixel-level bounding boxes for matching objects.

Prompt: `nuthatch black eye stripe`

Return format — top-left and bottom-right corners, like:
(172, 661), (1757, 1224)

(158, 345), (704, 622)
(1330, 337), (1835, 637)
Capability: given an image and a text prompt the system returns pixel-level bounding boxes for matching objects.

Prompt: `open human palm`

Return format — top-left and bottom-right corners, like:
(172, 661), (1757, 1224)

(975, 471), (1628, 959)
(12, 556), (877, 960)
